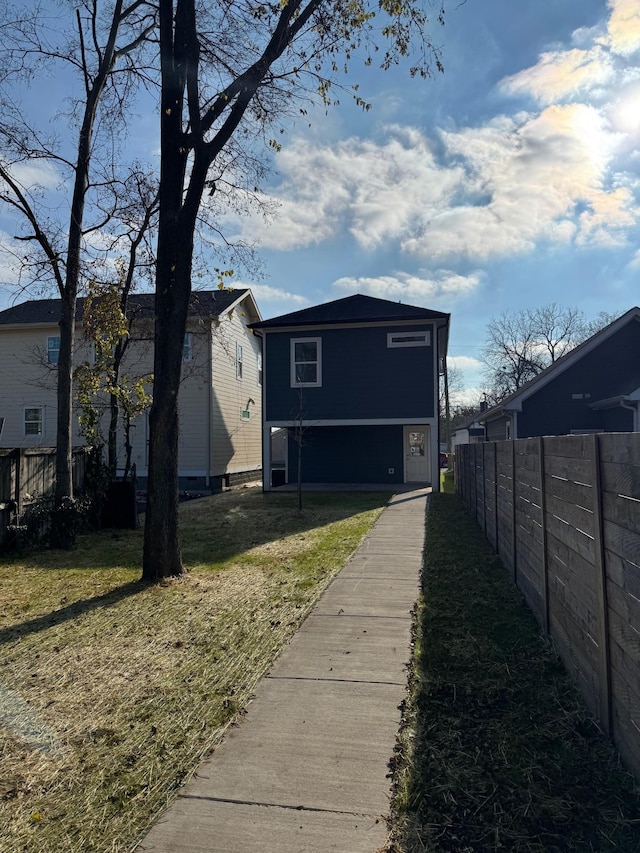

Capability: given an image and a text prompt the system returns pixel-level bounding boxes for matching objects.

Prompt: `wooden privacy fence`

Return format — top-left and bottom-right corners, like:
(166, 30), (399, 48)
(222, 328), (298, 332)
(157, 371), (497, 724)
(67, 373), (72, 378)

(456, 433), (640, 778)
(0, 447), (92, 545)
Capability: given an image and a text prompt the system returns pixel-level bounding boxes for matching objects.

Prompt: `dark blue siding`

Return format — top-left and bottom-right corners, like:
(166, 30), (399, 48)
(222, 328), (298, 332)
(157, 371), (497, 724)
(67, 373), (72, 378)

(265, 325), (435, 421)
(287, 425), (404, 484)
(517, 320), (640, 437)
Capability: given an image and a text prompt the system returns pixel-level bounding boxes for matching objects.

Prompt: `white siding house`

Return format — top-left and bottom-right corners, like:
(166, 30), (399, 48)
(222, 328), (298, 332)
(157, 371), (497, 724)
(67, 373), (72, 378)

(0, 289), (263, 491)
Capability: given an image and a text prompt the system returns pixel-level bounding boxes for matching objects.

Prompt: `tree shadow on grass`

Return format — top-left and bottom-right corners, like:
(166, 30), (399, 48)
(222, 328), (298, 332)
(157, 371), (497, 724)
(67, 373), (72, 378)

(0, 580), (147, 647)
(177, 489), (393, 567)
(1, 490), (392, 646)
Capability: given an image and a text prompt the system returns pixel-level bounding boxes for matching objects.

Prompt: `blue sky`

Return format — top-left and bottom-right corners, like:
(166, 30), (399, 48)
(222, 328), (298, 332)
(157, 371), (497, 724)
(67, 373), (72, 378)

(1, 0), (640, 403)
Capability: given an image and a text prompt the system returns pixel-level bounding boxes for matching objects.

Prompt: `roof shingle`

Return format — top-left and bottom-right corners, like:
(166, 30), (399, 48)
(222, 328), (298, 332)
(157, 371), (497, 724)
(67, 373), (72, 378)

(250, 293), (449, 329)
(0, 289), (249, 326)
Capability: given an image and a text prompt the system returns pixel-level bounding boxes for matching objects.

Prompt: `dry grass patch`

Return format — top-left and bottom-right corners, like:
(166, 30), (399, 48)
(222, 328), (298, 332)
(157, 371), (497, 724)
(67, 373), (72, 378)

(388, 493), (640, 852)
(0, 487), (389, 853)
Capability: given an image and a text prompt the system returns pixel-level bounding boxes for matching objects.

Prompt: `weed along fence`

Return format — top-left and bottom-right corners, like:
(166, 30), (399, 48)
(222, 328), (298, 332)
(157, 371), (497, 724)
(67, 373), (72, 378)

(456, 433), (640, 778)
(0, 447), (92, 545)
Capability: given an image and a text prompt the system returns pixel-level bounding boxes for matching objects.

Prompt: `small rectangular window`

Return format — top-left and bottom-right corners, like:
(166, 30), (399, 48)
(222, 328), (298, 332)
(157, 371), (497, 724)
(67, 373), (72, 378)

(236, 343), (243, 379)
(47, 335), (60, 364)
(387, 330), (431, 348)
(291, 337), (322, 387)
(257, 351), (263, 386)
(183, 333), (192, 363)
(24, 406), (43, 436)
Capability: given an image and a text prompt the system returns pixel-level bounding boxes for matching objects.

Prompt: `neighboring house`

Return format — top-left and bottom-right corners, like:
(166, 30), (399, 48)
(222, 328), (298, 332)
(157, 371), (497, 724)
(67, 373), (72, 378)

(249, 293), (450, 490)
(0, 288), (263, 491)
(451, 407), (487, 450)
(478, 306), (640, 441)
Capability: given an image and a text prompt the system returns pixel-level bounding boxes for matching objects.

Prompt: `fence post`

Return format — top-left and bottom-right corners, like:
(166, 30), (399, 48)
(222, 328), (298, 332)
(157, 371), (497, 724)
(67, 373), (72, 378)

(590, 433), (612, 737)
(494, 443), (499, 554)
(13, 447), (27, 515)
(482, 442), (487, 533)
(511, 440), (517, 585)
(537, 436), (550, 635)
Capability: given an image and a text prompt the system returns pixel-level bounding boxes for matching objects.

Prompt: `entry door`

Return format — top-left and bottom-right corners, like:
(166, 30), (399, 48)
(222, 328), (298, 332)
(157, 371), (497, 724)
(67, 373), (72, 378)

(404, 426), (430, 482)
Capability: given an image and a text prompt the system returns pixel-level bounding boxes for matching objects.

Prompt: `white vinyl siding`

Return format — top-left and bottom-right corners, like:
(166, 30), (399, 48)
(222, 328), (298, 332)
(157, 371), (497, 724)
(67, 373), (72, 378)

(0, 296), (262, 482)
(210, 307), (262, 477)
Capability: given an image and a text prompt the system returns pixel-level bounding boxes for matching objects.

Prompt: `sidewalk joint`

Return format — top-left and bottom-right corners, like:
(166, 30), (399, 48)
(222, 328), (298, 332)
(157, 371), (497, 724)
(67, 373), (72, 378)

(178, 792), (386, 821)
(265, 674), (406, 686)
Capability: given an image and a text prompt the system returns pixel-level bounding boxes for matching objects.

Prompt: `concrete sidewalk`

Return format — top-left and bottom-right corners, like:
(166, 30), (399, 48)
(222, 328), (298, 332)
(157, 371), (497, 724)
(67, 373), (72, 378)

(137, 486), (430, 853)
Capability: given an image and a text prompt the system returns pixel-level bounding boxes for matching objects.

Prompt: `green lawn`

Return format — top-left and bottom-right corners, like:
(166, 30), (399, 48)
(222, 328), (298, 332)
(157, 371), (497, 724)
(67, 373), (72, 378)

(388, 493), (640, 852)
(0, 487), (390, 853)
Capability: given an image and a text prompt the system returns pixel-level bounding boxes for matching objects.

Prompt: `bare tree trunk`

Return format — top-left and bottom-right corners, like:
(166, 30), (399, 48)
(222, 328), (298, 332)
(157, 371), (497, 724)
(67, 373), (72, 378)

(55, 297), (75, 500)
(141, 248), (191, 579)
(108, 390), (119, 476)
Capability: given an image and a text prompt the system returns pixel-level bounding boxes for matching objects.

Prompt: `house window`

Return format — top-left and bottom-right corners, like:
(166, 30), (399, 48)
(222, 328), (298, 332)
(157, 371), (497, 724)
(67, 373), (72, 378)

(236, 343), (243, 379)
(183, 333), (192, 363)
(257, 351), (263, 386)
(387, 330), (430, 348)
(291, 337), (322, 387)
(47, 335), (60, 364)
(24, 406), (43, 436)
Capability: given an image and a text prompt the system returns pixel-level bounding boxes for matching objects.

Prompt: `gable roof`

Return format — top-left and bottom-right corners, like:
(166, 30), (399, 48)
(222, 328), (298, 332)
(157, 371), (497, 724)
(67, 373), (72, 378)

(250, 293), (449, 329)
(480, 306), (640, 422)
(453, 408), (487, 432)
(0, 289), (257, 327)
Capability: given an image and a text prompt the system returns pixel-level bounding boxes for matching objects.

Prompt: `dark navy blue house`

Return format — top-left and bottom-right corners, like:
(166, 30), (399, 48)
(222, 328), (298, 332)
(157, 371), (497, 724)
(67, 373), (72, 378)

(479, 307), (640, 441)
(249, 294), (450, 490)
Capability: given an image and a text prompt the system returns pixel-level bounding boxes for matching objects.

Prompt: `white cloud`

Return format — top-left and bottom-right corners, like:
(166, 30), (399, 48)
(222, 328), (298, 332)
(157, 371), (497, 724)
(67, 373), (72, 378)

(0, 229), (27, 286)
(233, 101), (639, 265)
(243, 283), (308, 304)
(333, 270), (482, 303)
(499, 47), (614, 105)
(448, 355), (483, 373)
(3, 160), (60, 191)
(222, 127), (462, 252)
(455, 386), (485, 408)
(405, 103), (637, 260)
(607, 0), (640, 56)
(223, 0), (640, 268)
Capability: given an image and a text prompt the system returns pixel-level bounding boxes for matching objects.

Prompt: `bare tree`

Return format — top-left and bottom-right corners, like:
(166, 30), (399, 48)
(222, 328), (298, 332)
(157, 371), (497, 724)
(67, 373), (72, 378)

(142, 0), (447, 580)
(528, 303), (586, 363)
(0, 1), (155, 546)
(481, 304), (617, 403)
(481, 310), (546, 401)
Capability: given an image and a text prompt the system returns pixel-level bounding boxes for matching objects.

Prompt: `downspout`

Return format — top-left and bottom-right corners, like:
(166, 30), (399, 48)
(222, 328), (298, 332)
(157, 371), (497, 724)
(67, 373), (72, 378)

(252, 328), (268, 491)
(619, 400), (637, 431)
(207, 322), (213, 490)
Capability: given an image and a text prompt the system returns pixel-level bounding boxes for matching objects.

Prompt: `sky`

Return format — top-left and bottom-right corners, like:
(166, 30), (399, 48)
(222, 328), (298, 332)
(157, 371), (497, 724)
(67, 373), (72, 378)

(1, 0), (640, 404)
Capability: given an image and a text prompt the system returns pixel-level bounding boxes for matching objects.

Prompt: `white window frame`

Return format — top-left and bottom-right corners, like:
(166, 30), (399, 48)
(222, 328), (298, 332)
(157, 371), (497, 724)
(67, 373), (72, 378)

(24, 406), (44, 437)
(183, 332), (193, 363)
(47, 335), (60, 364)
(236, 343), (243, 380)
(257, 351), (263, 386)
(387, 330), (431, 348)
(291, 337), (322, 388)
